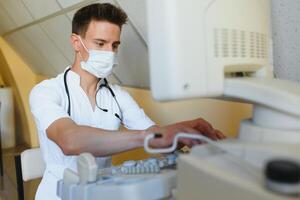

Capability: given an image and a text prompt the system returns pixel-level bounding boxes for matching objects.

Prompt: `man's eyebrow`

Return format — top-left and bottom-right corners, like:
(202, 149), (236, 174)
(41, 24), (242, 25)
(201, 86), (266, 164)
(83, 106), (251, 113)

(93, 39), (121, 44)
(93, 39), (107, 42)
(113, 41), (121, 45)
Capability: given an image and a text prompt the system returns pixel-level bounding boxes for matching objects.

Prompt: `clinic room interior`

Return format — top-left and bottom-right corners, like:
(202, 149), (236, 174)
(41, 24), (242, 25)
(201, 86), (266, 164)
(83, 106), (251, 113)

(0, 0), (299, 200)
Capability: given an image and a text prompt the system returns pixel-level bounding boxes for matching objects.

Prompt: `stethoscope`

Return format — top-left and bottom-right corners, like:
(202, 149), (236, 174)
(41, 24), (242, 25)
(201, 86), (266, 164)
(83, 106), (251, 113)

(63, 68), (123, 122)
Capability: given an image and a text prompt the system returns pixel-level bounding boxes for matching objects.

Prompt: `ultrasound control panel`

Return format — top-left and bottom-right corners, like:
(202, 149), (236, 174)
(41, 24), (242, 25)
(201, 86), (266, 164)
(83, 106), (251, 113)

(57, 153), (178, 200)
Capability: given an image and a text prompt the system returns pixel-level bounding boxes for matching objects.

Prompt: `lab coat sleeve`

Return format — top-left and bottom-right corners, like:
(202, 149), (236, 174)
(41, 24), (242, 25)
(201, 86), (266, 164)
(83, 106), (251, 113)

(114, 85), (155, 130)
(29, 80), (70, 132)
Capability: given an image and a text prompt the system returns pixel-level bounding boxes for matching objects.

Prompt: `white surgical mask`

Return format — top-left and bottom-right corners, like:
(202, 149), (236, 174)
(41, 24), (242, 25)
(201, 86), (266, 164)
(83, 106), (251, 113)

(78, 36), (118, 78)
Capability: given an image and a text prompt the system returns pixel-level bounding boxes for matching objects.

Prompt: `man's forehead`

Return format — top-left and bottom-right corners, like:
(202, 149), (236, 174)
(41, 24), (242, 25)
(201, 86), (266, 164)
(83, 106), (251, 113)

(85, 20), (121, 37)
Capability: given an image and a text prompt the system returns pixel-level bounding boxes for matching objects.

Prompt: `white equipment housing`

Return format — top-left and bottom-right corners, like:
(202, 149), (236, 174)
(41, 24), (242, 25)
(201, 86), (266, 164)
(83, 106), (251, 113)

(147, 0), (300, 199)
(148, 0), (300, 143)
(148, 0), (272, 100)
(177, 142), (300, 200)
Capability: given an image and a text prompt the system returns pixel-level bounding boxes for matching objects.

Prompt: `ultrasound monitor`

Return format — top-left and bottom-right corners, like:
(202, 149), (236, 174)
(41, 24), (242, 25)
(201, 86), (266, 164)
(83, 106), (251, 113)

(147, 0), (272, 101)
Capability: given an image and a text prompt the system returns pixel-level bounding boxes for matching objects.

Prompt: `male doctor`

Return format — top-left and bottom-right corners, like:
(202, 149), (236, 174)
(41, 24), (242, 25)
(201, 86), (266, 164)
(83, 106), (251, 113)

(30, 3), (225, 200)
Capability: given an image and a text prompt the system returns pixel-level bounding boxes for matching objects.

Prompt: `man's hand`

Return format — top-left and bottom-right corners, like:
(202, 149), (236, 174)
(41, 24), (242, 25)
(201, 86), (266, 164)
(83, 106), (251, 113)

(178, 118), (225, 140)
(146, 118), (226, 149)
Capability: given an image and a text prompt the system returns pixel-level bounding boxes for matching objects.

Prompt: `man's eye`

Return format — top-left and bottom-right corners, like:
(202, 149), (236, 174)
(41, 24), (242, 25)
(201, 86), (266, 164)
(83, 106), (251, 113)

(113, 45), (119, 50)
(97, 43), (104, 47)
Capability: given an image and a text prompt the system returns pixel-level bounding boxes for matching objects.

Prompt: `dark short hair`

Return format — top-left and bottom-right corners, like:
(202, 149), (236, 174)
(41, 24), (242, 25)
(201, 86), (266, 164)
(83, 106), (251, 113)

(72, 3), (128, 37)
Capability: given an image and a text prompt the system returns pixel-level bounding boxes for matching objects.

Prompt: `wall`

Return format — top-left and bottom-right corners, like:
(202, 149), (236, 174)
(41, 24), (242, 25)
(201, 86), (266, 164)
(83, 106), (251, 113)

(0, 74), (4, 85)
(0, 37), (38, 147)
(272, 1), (300, 82)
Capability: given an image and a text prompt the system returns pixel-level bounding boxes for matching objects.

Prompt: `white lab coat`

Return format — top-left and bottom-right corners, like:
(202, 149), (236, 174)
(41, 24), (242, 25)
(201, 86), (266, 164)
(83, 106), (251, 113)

(29, 67), (155, 200)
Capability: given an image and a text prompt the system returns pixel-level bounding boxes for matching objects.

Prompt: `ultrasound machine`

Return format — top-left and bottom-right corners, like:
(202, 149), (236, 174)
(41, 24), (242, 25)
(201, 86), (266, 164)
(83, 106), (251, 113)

(58, 0), (300, 199)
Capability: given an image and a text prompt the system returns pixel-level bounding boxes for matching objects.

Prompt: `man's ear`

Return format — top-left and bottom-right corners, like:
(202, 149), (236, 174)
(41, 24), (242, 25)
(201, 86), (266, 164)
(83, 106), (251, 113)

(70, 34), (81, 52)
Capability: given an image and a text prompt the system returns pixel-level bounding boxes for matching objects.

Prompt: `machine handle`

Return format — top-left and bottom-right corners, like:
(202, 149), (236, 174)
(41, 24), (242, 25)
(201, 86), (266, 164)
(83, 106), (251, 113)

(144, 133), (214, 154)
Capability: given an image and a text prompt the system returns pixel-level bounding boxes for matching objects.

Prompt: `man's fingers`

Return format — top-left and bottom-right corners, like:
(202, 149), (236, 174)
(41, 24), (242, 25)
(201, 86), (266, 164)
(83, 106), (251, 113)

(178, 138), (193, 148)
(202, 128), (218, 140)
(181, 120), (220, 141)
(191, 139), (202, 146)
(215, 129), (226, 139)
(195, 118), (214, 130)
(192, 120), (226, 141)
(191, 120), (218, 140)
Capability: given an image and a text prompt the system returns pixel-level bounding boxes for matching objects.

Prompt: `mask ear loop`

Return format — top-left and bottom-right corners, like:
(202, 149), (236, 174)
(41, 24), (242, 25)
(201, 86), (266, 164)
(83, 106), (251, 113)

(77, 35), (90, 65)
(77, 36), (89, 53)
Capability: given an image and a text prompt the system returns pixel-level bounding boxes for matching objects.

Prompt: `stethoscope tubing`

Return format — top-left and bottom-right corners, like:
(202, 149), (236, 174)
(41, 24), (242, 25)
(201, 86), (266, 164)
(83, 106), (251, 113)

(63, 68), (123, 122)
